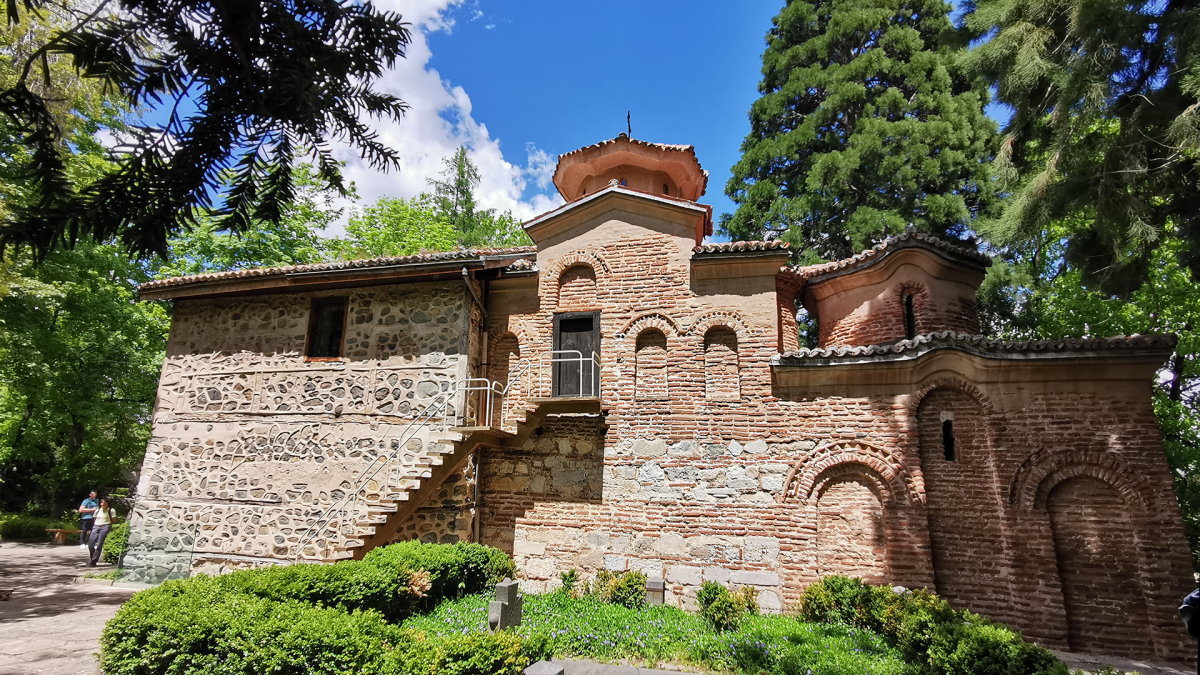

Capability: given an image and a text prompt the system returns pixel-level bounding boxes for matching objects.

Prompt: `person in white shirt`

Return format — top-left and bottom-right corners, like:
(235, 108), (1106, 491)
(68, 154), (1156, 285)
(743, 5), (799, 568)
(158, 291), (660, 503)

(87, 499), (116, 567)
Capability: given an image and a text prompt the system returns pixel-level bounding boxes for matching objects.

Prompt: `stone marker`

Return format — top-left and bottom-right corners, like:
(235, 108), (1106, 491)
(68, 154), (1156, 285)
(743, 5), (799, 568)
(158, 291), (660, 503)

(645, 577), (665, 606)
(489, 577), (522, 632)
(523, 661), (565, 675)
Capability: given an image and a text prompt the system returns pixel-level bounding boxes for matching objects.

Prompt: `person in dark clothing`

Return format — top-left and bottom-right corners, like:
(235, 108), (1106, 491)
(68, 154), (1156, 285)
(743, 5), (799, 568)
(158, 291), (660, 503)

(87, 498), (116, 567)
(78, 491), (98, 550)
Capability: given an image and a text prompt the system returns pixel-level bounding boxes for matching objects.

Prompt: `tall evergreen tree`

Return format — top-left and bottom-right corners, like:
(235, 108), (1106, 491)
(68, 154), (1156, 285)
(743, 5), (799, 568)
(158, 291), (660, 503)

(963, 0), (1200, 293)
(723, 0), (998, 263)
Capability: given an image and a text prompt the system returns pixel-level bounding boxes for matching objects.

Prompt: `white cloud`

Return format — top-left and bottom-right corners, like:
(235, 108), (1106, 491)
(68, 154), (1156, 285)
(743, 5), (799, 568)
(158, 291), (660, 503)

(328, 0), (563, 231)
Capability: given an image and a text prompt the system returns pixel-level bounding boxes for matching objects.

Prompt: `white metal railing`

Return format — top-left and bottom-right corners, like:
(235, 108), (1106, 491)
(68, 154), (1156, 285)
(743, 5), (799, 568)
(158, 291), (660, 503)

(292, 391), (454, 561)
(291, 351), (602, 561)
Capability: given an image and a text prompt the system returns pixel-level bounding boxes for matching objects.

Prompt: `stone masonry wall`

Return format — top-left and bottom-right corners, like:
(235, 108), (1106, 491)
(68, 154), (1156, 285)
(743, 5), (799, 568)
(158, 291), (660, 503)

(127, 281), (475, 577)
(481, 210), (1193, 662)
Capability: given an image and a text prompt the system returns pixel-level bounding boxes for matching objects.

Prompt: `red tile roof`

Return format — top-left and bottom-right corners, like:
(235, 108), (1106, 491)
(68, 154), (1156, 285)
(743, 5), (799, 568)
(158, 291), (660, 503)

(774, 332), (1177, 364)
(693, 241), (790, 254)
(139, 247), (537, 292)
(795, 230), (991, 281)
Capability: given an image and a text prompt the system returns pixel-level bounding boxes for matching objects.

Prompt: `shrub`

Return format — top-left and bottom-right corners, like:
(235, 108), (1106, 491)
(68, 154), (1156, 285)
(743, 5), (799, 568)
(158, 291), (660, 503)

(696, 580), (725, 611)
(581, 570), (647, 608)
(0, 513), (71, 541)
(559, 568), (578, 593)
(799, 576), (1067, 675)
(101, 576), (403, 675)
(697, 581), (758, 632)
(390, 630), (528, 675)
(102, 521), (129, 564)
(363, 540), (516, 612)
(214, 559), (418, 622)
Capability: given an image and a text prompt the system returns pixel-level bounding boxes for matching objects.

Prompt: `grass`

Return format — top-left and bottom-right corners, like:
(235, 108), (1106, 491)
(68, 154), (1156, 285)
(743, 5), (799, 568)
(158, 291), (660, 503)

(403, 591), (908, 675)
(0, 512), (79, 542)
(82, 569), (122, 581)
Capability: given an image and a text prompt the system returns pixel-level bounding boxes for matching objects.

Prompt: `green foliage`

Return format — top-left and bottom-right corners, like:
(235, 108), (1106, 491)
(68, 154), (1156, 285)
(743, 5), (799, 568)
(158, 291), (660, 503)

(697, 579), (726, 611)
(101, 521), (129, 565)
(0, 0), (413, 259)
(331, 194), (459, 260)
(150, 165), (347, 279)
(559, 568), (579, 593)
(100, 576), (405, 675)
(0, 511), (73, 540)
(963, 0), (1200, 287)
(0, 241), (168, 513)
(407, 590), (908, 674)
(798, 576), (1066, 675)
(427, 147), (532, 250)
(99, 541), (524, 675)
(362, 540), (517, 612)
(697, 582), (760, 632)
(723, 0), (997, 263)
(579, 569), (647, 609)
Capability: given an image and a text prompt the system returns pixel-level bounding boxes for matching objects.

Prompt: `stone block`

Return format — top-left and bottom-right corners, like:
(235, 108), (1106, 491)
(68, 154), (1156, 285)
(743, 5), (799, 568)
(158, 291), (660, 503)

(629, 558), (664, 577)
(524, 662), (565, 675)
(655, 533), (687, 556)
(632, 438), (666, 457)
(731, 570), (779, 586)
(637, 463), (665, 483)
(704, 567), (730, 584)
(669, 440), (696, 455)
(745, 440), (768, 454)
(760, 474), (784, 492)
(667, 564), (702, 585)
(728, 440), (744, 456)
(514, 540), (546, 556)
(757, 590), (782, 613)
(604, 555), (627, 571)
(488, 578), (522, 632)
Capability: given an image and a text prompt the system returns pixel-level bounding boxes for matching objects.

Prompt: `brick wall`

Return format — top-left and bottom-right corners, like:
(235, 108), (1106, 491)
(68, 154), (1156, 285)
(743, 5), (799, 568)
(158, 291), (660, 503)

(481, 202), (1193, 662)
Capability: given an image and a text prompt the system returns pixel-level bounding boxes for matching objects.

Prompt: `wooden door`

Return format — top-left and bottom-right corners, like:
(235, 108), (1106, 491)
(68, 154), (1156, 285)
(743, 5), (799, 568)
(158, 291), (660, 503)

(553, 312), (600, 397)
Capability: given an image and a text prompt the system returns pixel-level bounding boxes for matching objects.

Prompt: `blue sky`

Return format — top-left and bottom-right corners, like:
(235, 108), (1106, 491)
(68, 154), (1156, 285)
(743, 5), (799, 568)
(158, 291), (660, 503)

(308, 0), (783, 233)
(421, 0), (784, 221)
(200, 0), (1008, 239)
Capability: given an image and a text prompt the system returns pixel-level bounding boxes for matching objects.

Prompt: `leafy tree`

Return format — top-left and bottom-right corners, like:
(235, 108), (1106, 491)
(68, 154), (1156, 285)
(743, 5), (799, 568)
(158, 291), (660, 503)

(964, 0), (1200, 291)
(0, 0), (413, 259)
(980, 226), (1200, 566)
(0, 242), (169, 514)
(151, 165), (349, 278)
(427, 146), (532, 249)
(331, 194), (458, 260)
(722, 0), (997, 263)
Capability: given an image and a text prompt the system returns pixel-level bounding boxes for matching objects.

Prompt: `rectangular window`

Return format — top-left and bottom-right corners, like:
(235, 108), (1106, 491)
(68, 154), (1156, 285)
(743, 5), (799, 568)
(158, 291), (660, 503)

(307, 297), (347, 359)
(942, 420), (956, 461)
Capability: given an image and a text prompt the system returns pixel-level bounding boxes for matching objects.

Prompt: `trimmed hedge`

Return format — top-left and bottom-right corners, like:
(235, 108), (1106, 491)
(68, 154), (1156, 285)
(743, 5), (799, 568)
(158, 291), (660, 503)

(101, 521), (129, 564)
(100, 541), (528, 675)
(0, 513), (74, 541)
(799, 576), (1068, 675)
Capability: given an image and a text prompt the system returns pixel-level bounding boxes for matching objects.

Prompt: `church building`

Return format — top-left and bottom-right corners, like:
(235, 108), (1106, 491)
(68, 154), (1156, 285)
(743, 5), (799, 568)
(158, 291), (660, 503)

(132, 135), (1193, 661)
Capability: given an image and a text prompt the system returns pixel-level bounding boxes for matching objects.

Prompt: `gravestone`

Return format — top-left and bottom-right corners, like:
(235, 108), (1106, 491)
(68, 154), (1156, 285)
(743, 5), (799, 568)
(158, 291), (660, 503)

(646, 577), (665, 605)
(488, 577), (522, 632)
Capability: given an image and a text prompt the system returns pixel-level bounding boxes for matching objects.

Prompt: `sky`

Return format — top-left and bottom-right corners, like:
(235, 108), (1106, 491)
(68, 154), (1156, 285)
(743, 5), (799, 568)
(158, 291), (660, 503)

(327, 0), (785, 233)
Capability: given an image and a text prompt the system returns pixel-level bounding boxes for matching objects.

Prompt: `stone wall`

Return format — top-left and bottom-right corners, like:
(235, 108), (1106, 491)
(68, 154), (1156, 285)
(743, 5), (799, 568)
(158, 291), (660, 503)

(480, 202), (1193, 662)
(127, 281), (476, 575)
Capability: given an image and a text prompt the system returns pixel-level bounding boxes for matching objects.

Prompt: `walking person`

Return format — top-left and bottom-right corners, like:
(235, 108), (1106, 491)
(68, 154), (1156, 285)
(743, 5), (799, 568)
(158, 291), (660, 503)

(87, 498), (116, 567)
(78, 491), (98, 551)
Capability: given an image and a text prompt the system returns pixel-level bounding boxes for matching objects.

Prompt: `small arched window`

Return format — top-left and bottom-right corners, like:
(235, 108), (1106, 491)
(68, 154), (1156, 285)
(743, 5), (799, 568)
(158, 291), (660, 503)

(558, 264), (597, 309)
(903, 292), (917, 339)
(942, 419), (956, 461)
(635, 329), (668, 401)
(704, 327), (740, 401)
(663, 183), (669, 195)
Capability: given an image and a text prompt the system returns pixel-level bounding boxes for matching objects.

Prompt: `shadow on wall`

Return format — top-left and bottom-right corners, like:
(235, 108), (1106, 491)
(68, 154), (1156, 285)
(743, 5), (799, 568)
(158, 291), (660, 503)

(478, 417), (606, 555)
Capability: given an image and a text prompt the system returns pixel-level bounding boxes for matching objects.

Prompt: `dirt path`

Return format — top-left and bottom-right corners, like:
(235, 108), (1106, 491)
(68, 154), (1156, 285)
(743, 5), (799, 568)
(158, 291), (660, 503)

(0, 542), (137, 675)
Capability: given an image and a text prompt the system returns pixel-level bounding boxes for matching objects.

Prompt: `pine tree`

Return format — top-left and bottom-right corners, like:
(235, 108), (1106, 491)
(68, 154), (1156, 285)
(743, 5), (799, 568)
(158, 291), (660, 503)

(723, 0), (997, 263)
(963, 0), (1200, 292)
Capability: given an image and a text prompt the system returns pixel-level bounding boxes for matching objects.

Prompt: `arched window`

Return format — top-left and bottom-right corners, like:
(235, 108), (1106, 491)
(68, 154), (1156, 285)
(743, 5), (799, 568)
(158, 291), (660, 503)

(635, 329), (668, 401)
(704, 327), (739, 401)
(557, 264), (597, 309)
(903, 292), (917, 339)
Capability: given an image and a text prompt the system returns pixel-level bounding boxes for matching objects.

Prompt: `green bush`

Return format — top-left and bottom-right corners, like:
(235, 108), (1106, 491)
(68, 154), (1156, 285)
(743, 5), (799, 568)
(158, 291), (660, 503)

(696, 579), (725, 611)
(799, 576), (1067, 675)
(559, 568), (578, 593)
(101, 521), (129, 564)
(100, 541), (528, 675)
(608, 570), (647, 609)
(214, 559), (418, 622)
(0, 513), (73, 541)
(696, 581), (759, 632)
(363, 540), (516, 612)
(101, 576), (403, 675)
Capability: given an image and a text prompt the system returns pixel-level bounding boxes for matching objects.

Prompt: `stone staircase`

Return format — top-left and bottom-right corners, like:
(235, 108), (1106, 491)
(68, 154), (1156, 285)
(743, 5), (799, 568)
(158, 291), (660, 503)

(332, 396), (603, 561)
